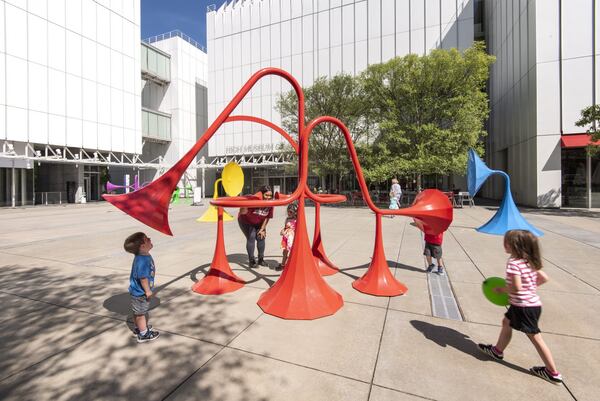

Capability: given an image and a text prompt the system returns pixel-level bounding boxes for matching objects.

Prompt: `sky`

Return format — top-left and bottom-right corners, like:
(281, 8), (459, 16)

(141, 0), (229, 48)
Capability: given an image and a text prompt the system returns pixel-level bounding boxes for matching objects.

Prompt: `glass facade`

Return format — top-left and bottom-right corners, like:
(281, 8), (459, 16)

(141, 43), (170, 82)
(592, 155), (600, 208)
(142, 109), (171, 142)
(562, 148), (588, 207)
(562, 147), (600, 208)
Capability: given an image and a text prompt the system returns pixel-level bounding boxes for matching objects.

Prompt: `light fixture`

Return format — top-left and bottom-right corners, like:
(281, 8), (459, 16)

(35, 150), (42, 157)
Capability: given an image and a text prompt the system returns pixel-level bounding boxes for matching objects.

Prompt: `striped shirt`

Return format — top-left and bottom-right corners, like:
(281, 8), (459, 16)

(506, 258), (541, 307)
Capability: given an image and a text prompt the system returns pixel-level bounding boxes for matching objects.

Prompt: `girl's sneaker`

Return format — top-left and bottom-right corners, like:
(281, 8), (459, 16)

(137, 329), (160, 343)
(477, 343), (503, 360)
(530, 366), (563, 385)
(132, 325), (153, 337)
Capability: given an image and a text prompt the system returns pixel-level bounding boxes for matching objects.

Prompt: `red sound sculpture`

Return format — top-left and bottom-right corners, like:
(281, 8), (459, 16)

(103, 68), (453, 320)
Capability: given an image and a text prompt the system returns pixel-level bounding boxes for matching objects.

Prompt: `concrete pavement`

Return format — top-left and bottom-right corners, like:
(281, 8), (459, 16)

(0, 201), (598, 400)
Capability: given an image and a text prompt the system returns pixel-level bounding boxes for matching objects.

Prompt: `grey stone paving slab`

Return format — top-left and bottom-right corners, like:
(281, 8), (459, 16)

(450, 281), (506, 325)
(375, 310), (574, 401)
(166, 348), (371, 401)
(539, 329), (600, 401)
(0, 325), (223, 401)
(0, 264), (188, 320)
(368, 385), (430, 401)
(229, 302), (386, 382)
(536, 288), (600, 340)
(150, 286), (265, 345)
(1, 203), (599, 400)
(526, 214), (600, 247)
(388, 274), (430, 316)
(0, 292), (48, 324)
(0, 304), (120, 381)
(323, 267), (391, 308)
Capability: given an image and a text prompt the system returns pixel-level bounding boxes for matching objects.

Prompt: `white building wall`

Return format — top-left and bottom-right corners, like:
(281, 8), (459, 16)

(485, 0), (597, 207)
(0, 0), (142, 155)
(149, 37), (208, 165)
(207, 0), (475, 158)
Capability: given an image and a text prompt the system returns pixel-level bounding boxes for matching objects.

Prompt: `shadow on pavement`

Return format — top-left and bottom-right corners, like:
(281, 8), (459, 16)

(0, 264), (260, 401)
(410, 320), (530, 375)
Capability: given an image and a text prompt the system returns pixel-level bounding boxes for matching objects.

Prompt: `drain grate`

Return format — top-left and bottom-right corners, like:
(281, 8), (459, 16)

(428, 272), (462, 321)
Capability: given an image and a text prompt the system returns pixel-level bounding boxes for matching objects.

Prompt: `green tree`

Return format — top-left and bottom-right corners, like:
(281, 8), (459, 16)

(276, 74), (372, 191)
(360, 42), (495, 186)
(575, 105), (600, 155)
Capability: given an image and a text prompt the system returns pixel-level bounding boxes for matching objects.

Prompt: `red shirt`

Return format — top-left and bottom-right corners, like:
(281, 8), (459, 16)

(424, 232), (444, 245)
(239, 207), (274, 226)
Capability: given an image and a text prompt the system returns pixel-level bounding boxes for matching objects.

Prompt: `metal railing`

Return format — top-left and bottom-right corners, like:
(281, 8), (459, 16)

(143, 30), (206, 52)
(34, 192), (63, 205)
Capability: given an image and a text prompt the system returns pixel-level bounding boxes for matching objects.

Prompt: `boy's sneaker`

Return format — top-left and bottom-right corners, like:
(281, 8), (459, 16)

(132, 324), (152, 337)
(477, 343), (503, 361)
(437, 267), (445, 275)
(257, 258), (268, 268)
(530, 366), (563, 385)
(249, 258), (257, 268)
(426, 264), (435, 273)
(137, 329), (160, 343)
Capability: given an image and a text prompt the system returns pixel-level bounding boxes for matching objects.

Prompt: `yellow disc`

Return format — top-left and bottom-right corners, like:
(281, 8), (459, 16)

(222, 162), (244, 197)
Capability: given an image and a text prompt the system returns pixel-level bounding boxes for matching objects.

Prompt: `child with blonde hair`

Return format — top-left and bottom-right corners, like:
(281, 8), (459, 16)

(478, 230), (562, 384)
(277, 202), (298, 271)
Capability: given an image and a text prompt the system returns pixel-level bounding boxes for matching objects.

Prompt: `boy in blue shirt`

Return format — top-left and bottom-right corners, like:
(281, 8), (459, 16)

(124, 232), (160, 343)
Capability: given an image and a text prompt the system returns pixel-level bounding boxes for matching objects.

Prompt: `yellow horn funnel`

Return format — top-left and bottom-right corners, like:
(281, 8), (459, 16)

(197, 163), (244, 223)
(221, 162), (244, 197)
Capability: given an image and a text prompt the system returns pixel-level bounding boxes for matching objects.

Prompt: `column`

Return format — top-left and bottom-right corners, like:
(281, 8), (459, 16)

(21, 168), (27, 206)
(11, 167), (16, 208)
(588, 153), (592, 209)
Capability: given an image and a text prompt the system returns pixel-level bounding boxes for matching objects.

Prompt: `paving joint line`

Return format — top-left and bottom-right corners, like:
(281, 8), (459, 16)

(462, 208), (600, 292)
(367, 219), (407, 400)
(159, 312), (265, 401)
(370, 384), (438, 401)
(0, 321), (122, 383)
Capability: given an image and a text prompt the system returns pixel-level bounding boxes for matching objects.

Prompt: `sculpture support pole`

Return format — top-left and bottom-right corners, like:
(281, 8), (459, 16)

(257, 194), (343, 319)
(192, 207), (245, 295)
(352, 213), (408, 296)
(312, 202), (339, 276)
(476, 170), (544, 237)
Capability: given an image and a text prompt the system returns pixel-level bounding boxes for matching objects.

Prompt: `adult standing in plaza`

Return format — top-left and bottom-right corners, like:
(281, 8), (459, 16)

(238, 185), (274, 268)
(390, 178), (402, 208)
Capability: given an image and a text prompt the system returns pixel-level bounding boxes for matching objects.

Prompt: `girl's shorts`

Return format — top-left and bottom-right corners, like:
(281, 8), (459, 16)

(505, 305), (541, 334)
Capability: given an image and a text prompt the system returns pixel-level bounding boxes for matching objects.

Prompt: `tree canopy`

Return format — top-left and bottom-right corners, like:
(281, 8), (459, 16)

(360, 42), (495, 183)
(276, 74), (372, 189)
(275, 43), (495, 188)
(575, 105), (600, 155)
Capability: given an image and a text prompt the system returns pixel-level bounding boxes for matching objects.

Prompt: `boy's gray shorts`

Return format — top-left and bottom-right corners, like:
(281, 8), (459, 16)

(131, 295), (150, 315)
(423, 243), (443, 259)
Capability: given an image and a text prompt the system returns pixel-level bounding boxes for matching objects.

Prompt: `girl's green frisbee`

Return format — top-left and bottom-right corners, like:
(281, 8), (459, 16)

(482, 277), (509, 306)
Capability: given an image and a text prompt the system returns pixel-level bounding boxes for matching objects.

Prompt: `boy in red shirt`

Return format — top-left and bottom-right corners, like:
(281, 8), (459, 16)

(424, 231), (445, 275)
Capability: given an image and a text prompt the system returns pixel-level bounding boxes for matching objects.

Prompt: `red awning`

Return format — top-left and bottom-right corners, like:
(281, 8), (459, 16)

(560, 134), (600, 148)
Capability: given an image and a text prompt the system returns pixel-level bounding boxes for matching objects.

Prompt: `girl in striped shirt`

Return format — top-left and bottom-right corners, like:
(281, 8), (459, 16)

(478, 230), (563, 385)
